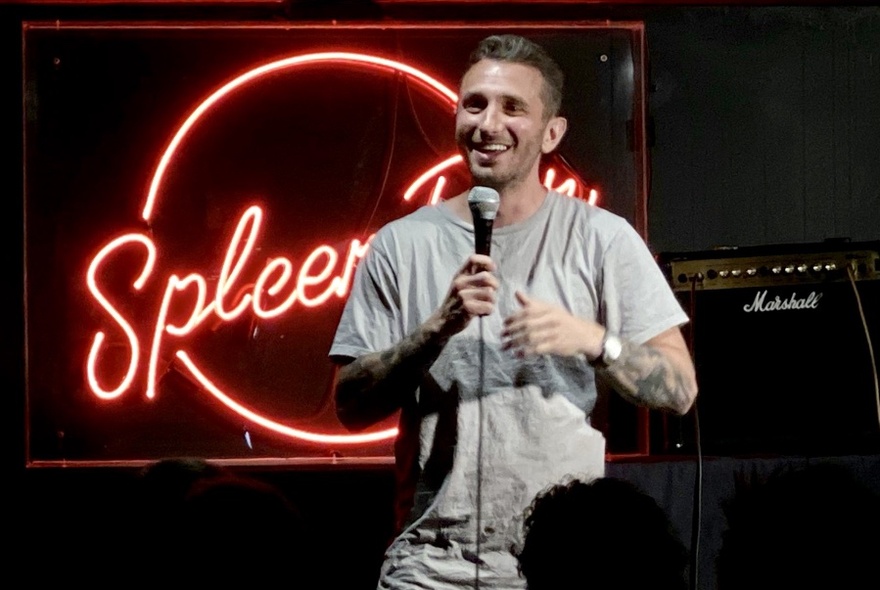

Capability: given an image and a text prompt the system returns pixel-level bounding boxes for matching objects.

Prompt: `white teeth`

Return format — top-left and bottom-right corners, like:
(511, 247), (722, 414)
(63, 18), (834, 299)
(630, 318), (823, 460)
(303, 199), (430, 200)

(481, 144), (508, 152)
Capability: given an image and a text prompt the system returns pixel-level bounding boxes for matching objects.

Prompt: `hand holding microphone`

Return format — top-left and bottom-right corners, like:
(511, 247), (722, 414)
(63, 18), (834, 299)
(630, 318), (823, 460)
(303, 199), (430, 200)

(430, 187), (501, 337)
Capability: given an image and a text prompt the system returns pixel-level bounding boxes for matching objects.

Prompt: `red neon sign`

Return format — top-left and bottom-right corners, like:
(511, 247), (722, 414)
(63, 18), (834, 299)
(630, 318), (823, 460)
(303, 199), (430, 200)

(86, 52), (594, 446)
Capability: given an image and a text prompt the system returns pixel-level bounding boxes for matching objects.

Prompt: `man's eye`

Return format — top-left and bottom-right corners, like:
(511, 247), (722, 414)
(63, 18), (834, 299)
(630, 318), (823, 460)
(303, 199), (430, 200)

(461, 97), (486, 113)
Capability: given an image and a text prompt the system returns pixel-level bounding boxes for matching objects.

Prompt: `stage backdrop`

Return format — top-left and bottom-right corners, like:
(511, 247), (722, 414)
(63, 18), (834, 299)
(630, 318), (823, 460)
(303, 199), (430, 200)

(23, 21), (648, 466)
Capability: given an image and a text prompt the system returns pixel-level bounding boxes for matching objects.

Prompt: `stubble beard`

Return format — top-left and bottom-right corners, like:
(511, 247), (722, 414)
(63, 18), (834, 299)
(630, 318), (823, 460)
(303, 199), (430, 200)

(467, 152), (539, 194)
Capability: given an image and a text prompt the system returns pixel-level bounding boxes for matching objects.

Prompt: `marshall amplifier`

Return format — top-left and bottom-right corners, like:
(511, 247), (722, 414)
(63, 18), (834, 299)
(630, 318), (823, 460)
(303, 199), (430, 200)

(653, 240), (880, 457)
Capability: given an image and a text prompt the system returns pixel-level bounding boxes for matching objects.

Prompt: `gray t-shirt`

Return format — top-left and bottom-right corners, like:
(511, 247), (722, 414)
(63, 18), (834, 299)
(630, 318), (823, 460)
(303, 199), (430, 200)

(330, 191), (688, 590)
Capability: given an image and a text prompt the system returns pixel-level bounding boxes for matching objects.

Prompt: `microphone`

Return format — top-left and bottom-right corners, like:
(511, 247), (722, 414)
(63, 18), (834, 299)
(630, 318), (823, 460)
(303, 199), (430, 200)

(467, 186), (500, 256)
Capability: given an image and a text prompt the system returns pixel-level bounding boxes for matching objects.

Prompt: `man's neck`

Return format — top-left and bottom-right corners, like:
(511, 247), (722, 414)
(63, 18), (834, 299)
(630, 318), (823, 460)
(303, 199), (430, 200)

(448, 179), (548, 228)
(493, 181), (548, 227)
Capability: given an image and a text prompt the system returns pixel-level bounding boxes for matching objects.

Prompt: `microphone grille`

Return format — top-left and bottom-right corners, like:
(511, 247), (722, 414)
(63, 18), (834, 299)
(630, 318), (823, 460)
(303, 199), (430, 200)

(467, 186), (501, 220)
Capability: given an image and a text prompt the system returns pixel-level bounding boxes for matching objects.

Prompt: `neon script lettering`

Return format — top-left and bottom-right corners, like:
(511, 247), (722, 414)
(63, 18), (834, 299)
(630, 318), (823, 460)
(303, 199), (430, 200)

(87, 206), (370, 400)
(84, 51), (591, 445)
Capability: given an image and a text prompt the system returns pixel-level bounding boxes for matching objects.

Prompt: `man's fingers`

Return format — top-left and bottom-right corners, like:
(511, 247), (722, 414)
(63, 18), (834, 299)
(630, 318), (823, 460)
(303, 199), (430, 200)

(461, 254), (496, 275)
(514, 290), (531, 306)
(459, 286), (496, 303)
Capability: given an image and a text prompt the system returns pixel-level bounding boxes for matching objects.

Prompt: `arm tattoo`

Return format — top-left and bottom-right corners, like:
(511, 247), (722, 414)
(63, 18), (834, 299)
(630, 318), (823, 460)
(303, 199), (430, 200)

(597, 339), (693, 415)
(335, 325), (447, 430)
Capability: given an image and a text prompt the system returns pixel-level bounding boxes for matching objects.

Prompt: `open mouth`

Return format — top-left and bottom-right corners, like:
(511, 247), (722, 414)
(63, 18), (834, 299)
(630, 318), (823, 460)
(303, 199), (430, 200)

(476, 143), (509, 153)
(472, 143), (510, 162)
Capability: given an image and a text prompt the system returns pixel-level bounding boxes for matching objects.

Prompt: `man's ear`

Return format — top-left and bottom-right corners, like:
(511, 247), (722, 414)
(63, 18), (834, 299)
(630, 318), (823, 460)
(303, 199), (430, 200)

(541, 116), (568, 154)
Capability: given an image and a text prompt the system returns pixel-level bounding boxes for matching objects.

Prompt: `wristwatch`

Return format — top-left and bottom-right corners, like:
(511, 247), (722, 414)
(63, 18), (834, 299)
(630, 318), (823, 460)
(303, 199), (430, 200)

(591, 332), (623, 369)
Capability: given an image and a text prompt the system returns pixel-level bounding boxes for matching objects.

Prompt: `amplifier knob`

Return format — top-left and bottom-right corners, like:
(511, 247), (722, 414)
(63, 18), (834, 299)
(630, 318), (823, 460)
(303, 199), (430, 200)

(771, 266), (783, 274)
(746, 268), (757, 276)
(719, 270), (730, 278)
(784, 265), (795, 274)
(825, 263), (837, 271)
(796, 264), (809, 273)
(731, 269), (742, 277)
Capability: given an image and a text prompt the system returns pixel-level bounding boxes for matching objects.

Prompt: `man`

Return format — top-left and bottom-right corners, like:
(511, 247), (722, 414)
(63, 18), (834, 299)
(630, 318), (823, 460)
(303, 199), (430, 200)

(330, 34), (698, 589)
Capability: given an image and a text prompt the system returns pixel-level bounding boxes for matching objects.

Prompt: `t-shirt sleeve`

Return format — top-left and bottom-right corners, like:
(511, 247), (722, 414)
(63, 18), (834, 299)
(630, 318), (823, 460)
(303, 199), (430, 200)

(328, 231), (402, 362)
(600, 222), (688, 345)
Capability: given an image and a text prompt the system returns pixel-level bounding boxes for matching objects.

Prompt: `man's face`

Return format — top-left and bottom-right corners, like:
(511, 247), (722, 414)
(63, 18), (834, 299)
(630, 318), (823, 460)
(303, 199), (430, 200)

(455, 59), (562, 192)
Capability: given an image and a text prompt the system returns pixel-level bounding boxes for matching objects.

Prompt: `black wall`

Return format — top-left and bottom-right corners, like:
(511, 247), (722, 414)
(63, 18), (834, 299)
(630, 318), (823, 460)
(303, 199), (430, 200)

(647, 6), (880, 253)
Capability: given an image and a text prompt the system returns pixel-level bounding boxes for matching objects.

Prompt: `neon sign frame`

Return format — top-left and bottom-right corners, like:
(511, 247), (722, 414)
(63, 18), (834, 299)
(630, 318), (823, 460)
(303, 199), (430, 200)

(23, 22), (649, 466)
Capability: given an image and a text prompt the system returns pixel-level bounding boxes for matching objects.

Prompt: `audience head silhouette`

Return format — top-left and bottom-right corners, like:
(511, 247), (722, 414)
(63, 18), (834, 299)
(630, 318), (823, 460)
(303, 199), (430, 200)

(132, 457), (309, 583)
(515, 475), (689, 590)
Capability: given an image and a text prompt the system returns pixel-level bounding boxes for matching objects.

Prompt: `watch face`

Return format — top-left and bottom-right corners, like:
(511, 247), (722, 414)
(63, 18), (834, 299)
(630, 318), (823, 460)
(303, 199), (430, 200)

(603, 335), (623, 364)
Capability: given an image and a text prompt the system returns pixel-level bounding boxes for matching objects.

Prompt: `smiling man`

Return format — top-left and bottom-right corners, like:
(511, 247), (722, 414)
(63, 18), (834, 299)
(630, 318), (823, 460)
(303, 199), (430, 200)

(330, 34), (698, 590)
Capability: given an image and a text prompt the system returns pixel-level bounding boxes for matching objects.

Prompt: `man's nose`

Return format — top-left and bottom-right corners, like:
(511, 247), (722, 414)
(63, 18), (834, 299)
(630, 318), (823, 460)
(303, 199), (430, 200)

(477, 104), (504, 135)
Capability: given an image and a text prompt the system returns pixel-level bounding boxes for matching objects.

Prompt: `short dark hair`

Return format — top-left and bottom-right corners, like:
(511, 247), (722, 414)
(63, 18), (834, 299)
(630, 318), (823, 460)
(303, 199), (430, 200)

(467, 34), (565, 119)
(515, 476), (688, 590)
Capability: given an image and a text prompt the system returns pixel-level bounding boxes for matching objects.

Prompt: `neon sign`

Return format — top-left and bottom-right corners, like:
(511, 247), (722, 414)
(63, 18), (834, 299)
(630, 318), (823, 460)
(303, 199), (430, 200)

(85, 52), (593, 446)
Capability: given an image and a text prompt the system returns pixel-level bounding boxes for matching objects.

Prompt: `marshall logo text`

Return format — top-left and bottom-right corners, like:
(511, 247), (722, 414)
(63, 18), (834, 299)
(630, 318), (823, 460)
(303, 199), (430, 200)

(743, 290), (823, 313)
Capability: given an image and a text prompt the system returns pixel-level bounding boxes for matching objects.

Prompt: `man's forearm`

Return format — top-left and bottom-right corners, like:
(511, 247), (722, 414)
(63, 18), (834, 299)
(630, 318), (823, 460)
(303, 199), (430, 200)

(596, 338), (697, 416)
(335, 321), (448, 430)
(336, 255), (499, 430)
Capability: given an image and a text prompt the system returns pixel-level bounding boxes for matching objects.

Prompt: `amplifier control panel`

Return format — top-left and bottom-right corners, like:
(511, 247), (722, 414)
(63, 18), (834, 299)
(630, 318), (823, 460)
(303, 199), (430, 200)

(661, 246), (879, 291)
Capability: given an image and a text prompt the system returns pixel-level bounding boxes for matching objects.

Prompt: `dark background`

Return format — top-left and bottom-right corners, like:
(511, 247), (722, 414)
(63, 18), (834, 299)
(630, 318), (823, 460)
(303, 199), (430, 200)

(4, 2), (879, 588)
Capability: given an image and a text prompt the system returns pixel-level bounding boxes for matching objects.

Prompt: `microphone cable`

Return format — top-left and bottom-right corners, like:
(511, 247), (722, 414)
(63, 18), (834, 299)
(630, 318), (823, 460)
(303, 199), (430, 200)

(845, 263), (880, 430)
(474, 316), (486, 590)
(686, 274), (703, 590)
